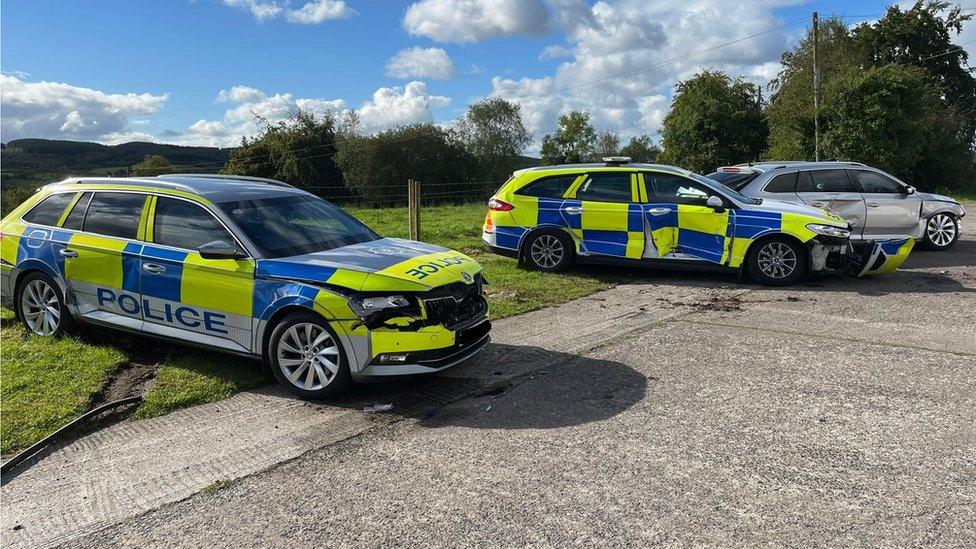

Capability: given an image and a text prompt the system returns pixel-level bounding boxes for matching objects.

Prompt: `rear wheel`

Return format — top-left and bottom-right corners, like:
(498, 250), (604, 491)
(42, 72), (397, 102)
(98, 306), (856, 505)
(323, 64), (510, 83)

(523, 230), (573, 272)
(747, 237), (807, 286)
(920, 213), (958, 250)
(268, 311), (350, 399)
(15, 272), (73, 336)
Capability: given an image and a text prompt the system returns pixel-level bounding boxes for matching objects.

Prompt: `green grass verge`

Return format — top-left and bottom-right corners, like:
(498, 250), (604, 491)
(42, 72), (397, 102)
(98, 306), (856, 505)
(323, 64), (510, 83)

(0, 310), (129, 454)
(2, 202), (634, 453)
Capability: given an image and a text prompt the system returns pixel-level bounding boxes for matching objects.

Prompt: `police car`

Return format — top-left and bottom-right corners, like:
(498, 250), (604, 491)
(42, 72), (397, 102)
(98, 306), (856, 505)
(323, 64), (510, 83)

(1, 175), (490, 398)
(482, 158), (914, 285)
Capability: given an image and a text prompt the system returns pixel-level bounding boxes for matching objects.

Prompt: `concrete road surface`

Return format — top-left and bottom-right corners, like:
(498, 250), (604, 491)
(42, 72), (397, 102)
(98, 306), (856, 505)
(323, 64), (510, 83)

(4, 224), (975, 548)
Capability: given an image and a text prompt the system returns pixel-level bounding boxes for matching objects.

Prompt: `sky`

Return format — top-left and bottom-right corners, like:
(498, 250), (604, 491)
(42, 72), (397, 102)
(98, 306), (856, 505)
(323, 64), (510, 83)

(2, 0), (975, 154)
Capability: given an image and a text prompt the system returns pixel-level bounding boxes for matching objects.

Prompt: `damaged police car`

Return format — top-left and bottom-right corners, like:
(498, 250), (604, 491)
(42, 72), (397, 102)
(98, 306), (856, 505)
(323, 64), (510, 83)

(1, 174), (490, 398)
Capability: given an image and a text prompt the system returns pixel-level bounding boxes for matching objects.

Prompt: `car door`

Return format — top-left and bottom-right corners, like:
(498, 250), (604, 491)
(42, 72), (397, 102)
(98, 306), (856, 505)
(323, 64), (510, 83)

(564, 171), (644, 258)
(61, 191), (148, 329)
(141, 195), (255, 352)
(847, 169), (921, 239)
(795, 169), (867, 237)
(642, 172), (731, 263)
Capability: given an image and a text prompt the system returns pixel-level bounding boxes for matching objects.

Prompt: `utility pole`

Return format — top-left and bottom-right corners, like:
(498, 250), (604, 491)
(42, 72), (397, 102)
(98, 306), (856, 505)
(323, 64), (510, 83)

(812, 11), (821, 162)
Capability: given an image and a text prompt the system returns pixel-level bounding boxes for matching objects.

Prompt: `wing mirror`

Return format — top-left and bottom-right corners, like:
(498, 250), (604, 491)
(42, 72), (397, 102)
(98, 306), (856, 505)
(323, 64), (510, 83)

(904, 186), (917, 195)
(706, 195), (726, 212)
(198, 240), (246, 260)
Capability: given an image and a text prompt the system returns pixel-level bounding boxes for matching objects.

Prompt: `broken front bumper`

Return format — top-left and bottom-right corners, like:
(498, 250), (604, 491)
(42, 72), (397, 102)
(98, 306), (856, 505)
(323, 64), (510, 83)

(810, 236), (915, 277)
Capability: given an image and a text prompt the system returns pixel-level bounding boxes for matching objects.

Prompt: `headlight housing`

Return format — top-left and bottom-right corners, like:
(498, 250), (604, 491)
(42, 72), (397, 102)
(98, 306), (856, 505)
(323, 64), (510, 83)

(806, 223), (851, 238)
(348, 295), (411, 320)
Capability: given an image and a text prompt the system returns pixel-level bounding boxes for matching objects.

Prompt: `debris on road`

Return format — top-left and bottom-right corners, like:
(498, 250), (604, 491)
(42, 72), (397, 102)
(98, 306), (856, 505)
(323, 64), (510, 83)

(363, 404), (393, 413)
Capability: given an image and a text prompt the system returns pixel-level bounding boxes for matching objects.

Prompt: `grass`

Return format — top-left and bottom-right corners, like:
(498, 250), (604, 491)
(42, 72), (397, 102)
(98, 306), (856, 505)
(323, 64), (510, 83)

(1, 202), (634, 454)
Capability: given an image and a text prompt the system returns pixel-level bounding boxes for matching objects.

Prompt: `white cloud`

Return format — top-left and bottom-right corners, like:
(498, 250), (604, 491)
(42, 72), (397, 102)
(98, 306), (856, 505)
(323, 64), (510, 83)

(356, 81), (451, 133)
(539, 44), (572, 60)
(403, 0), (550, 43)
(0, 74), (167, 142)
(386, 47), (456, 79)
(285, 0), (355, 24)
(216, 85), (266, 103)
(222, 0), (353, 24)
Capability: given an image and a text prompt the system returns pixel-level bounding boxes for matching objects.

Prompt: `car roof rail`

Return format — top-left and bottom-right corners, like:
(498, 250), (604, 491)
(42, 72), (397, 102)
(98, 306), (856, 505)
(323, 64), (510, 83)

(160, 173), (295, 188)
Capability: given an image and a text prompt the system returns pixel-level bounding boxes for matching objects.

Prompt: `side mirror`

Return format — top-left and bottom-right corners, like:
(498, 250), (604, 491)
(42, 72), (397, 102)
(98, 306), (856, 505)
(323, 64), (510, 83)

(904, 186), (916, 195)
(198, 240), (246, 260)
(706, 195), (726, 211)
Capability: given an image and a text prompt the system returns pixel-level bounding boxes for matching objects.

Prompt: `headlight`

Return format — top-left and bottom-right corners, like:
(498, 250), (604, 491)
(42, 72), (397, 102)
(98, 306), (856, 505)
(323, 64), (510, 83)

(806, 223), (851, 238)
(348, 295), (410, 319)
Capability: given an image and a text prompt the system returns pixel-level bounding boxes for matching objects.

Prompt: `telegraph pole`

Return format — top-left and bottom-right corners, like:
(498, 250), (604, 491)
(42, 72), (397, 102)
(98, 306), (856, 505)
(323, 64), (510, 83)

(812, 11), (821, 162)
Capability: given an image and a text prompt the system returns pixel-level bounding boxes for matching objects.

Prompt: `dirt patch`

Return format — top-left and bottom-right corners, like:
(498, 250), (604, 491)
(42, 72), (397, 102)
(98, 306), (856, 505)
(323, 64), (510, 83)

(93, 362), (159, 406)
(656, 294), (744, 313)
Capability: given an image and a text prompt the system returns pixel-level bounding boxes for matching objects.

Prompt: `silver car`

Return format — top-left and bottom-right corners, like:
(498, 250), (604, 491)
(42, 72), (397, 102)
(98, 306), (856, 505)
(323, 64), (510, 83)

(707, 161), (966, 250)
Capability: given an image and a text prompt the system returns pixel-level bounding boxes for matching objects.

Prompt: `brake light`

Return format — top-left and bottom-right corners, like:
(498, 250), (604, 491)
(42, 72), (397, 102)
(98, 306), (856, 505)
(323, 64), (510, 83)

(488, 198), (514, 212)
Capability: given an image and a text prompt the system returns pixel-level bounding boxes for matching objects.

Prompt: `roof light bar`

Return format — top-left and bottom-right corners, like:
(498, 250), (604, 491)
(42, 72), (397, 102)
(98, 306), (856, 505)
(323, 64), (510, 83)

(603, 156), (631, 166)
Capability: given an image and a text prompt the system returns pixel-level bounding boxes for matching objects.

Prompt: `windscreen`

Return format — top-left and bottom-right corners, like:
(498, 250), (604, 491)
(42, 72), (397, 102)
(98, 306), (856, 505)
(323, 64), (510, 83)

(218, 194), (379, 258)
(705, 171), (759, 191)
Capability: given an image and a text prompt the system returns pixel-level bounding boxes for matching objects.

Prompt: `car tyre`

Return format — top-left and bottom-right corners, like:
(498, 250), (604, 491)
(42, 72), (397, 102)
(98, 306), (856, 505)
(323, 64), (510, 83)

(15, 271), (74, 337)
(920, 213), (959, 251)
(746, 236), (807, 286)
(268, 311), (351, 399)
(523, 229), (574, 272)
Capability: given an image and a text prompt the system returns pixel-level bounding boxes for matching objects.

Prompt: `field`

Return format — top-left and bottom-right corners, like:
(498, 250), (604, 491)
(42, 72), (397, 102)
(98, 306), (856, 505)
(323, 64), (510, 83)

(0, 203), (637, 455)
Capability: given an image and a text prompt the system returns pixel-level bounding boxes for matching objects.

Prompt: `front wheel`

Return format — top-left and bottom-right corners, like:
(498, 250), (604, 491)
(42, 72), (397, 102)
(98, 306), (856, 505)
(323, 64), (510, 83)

(746, 237), (807, 286)
(268, 311), (351, 399)
(15, 272), (74, 336)
(523, 230), (574, 272)
(920, 213), (958, 251)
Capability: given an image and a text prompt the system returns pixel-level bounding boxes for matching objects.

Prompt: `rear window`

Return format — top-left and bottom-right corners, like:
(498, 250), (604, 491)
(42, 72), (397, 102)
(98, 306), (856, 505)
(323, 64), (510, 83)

(798, 170), (855, 192)
(705, 172), (759, 191)
(83, 192), (147, 240)
(764, 173), (797, 193)
(515, 175), (577, 198)
(21, 192), (75, 226)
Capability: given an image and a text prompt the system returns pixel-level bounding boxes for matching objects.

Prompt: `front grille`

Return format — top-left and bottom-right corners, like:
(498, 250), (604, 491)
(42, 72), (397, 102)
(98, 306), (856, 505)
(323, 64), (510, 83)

(420, 275), (488, 330)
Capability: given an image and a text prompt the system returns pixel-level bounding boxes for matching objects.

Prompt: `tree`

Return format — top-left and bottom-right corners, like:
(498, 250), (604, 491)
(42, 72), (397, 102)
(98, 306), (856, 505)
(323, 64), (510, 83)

(540, 111), (597, 164)
(131, 154), (172, 176)
(659, 71), (766, 173)
(336, 123), (475, 206)
(765, 17), (859, 160)
(454, 98), (530, 182)
(222, 109), (346, 198)
(593, 130), (621, 159)
(620, 135), (662, 163)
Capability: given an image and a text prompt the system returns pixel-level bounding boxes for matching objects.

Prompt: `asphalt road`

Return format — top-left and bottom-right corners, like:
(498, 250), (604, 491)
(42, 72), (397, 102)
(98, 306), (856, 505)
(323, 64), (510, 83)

(12, 226), (976, 548)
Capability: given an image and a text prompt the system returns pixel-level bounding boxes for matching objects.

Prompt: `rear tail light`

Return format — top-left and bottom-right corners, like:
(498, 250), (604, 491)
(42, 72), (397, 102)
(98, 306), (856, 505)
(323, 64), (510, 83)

(483, 212), (495, 233)
(488, 198), (514, 212)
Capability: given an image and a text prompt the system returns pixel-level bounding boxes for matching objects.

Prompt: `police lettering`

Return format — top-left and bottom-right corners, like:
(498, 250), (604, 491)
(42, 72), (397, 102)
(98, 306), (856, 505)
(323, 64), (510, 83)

(405, 255), (469, 280)
(96, 288), (228, 334)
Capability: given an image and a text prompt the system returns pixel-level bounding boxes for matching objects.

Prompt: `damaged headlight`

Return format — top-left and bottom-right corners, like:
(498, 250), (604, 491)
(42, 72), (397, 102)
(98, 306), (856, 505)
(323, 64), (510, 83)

(348, 295), (411, 320)
(806, 223), (851, 238)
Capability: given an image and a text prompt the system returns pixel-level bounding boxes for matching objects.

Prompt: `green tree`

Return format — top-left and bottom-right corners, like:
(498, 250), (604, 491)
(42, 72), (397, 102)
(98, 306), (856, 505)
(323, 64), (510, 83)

(659, 71), (766, 172)
(336, 123), (475, 206)
(454, 98), (530, 182)
(131, 154), (172, 176)
(620, 135), (662, 163)
(593, 130), (621, 159)
(222, 109), (346, 198)
(540, 111), (597, 164)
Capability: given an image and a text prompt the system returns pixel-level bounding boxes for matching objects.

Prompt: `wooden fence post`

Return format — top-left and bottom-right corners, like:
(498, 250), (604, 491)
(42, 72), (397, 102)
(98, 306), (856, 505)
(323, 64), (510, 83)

(408, 179), (421, 241)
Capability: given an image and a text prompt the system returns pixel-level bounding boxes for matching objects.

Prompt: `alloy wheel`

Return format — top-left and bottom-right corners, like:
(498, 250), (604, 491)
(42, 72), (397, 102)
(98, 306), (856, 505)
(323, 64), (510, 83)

(530, 234), (564, 269)
(927, 214), (956, 247)
(756, 241), (797, 279)
(21, 279), (61, 336)
(276, 323), (341, 391)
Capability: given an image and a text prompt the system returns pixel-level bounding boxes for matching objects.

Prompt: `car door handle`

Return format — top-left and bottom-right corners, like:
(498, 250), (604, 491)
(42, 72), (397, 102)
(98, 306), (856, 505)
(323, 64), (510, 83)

(564, 206), (584, 214)
(810, 201), (827, 208)
(866, 202), (880, 208)
(142, 263), (166, 275)
(59, 249), (79, 259)
(648, 207), (671, 216)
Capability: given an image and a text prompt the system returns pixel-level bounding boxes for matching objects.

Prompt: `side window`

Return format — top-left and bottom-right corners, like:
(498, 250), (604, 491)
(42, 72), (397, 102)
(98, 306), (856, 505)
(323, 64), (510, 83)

(62, 192), (92, 231)
(647, 173), (712, 205)
(153, 197), (235, 251)
(850, 170), (902, 193)
(803, 170), (855, 192)
(21, 192), (76, 226)
(83, 192), (146, 240)
(764, 173), (797, 193)
(515, 175), (577, 198)
(575, 173), (633, 203)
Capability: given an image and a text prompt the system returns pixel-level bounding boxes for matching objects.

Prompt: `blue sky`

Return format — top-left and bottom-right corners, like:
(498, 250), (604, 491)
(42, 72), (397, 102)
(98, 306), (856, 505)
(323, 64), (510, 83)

(2, 0), (974, 152)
